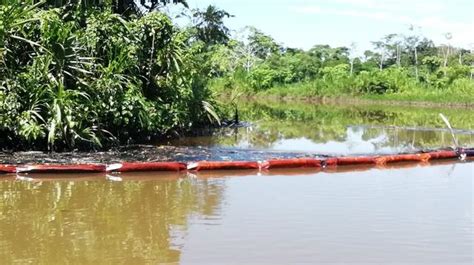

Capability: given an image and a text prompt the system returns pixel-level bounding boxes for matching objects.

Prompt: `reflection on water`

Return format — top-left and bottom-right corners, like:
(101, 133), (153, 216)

(167, 101), (474, 155)
(0, 162), (472, 264)
(0, 176), (225, 264)
(1, 100), (473, 264)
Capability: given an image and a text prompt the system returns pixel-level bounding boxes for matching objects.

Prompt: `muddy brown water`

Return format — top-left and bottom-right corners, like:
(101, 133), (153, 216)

(1, 101), (473, 264)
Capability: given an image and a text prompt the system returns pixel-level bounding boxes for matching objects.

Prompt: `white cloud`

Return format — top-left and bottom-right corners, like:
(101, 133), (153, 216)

(292, 3), (474, 47)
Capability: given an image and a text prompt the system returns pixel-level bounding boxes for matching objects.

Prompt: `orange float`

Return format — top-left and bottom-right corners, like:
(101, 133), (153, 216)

(0, 165), (17, 174)
(0, 147), (472, 175)
(336, 156), (376, 166)
(261, 158), (322, 169)
(425, 150), (457, 160)
(323, 158), (338, 167)
(16, 164), (106, 173)
(375, 153), (431, 165)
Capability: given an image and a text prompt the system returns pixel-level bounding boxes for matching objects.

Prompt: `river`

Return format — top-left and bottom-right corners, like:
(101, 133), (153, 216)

(1, 100), (473, 264)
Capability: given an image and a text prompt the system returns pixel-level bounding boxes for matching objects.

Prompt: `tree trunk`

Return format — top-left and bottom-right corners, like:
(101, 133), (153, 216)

(350, 60), (354, 76)
(414, 47), (418, 80)
(396, 45), (401, 67)
(379, 55), (384, 71)
(443, 46), (449, 76)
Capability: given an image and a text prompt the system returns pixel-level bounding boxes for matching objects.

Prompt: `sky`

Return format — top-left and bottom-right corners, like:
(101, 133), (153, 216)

(180, 0), (474, 52)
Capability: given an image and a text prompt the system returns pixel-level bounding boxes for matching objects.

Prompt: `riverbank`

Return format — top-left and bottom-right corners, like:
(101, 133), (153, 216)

(216, 85), (474, 108)
(211, 76), (474, 108)
(232, 94), (474, 109)
(0, 145), (332, 165)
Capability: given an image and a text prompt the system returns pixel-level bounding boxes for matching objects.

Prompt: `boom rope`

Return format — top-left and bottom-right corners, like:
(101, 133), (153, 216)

(1, 148), (472, 175)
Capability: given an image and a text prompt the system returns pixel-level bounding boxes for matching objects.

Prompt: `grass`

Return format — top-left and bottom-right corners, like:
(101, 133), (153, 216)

(211, 77), (474, 106)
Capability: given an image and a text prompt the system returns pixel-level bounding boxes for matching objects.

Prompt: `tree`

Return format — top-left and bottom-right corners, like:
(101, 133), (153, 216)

(113, 0), (188, 15)
(360, 50), (380, 71)
(469, 43), (474, 79)
(238, 42), (259, 73)
(309, 45), (349, 67)
(349, 42), (359, 76)
(208, 42), (239, 76)
(405, 25), (422, 80)
(247, 27), (280, 60)
(441, 32), (453, 76)
(22, 0), (189, 16)
(0, 1), (223, 150)
(228, 27), (280, 73)
(371, 34), (402, 70)
(192, 5), (232, 46)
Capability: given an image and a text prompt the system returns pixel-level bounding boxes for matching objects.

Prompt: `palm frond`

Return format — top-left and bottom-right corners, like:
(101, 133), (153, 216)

(202, 100), (220, 125)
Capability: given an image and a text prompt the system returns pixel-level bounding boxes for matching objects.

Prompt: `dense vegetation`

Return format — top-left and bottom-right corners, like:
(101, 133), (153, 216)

(0, 0), (230, 150)
(1, 1), (473, 151)
(210, 27), (474, 103)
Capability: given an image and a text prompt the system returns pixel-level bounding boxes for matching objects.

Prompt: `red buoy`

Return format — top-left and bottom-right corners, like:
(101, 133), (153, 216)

(375, 153), (431, 165)
(261, 158), (322, 169)
(16, 164), (106, 173)
(0, 165), (17, 174)
(187, 161), (260, 171)
(336, 156), (376, 166)
(426, 150), (457, 160)
(106, 162), (186, 172)
(324, 158), (338, 167)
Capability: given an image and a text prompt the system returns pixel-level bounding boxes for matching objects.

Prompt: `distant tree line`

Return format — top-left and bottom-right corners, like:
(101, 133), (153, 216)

(209, 26), (474, 96)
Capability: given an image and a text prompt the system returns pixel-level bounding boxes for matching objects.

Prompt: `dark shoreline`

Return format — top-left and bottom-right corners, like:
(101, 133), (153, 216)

(0, 145), (330, 165)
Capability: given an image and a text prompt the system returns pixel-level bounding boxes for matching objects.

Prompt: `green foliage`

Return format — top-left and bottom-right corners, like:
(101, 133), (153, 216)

(192, 5), (232, 46)
(354, 68), (411, 94)
(2, 2), (473, 151)
(210, 27), (474, 105)
(247, 65), (278, 90)
(0, 2), (221, 150)
(247, 27), (281, 60)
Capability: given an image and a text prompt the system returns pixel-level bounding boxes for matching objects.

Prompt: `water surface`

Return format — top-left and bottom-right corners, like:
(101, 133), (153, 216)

(167, 100), (474, 155)
(1, 101), (473, 264)
(1, 162), (472, 264)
